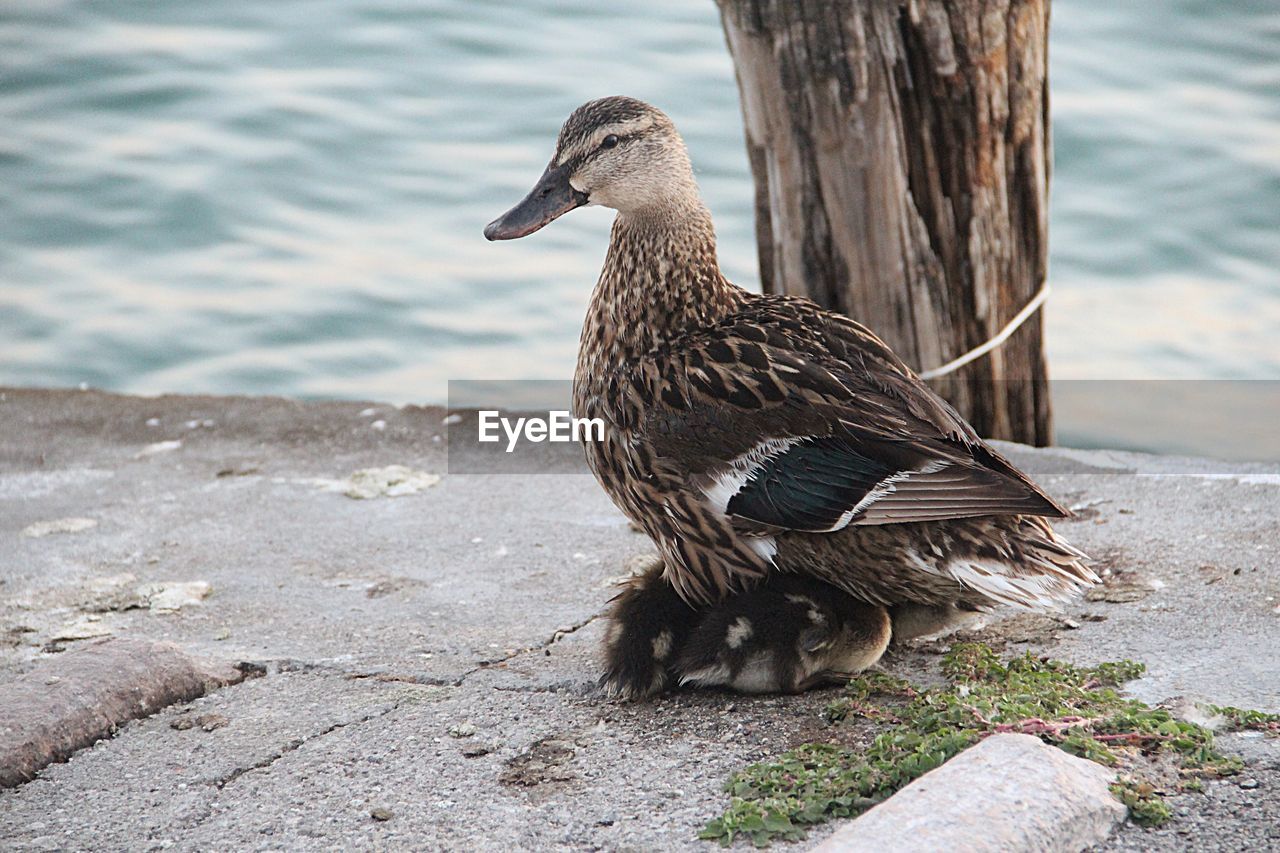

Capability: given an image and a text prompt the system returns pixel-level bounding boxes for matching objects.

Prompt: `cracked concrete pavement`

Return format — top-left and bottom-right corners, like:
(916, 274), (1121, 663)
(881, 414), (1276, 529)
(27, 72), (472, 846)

(1, 388), (1278, 850)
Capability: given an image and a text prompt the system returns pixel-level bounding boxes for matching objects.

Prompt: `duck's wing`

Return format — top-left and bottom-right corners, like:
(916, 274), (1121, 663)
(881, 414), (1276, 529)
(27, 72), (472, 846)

(715, 425), (1064, 532)
(640, 299), (1069, 534)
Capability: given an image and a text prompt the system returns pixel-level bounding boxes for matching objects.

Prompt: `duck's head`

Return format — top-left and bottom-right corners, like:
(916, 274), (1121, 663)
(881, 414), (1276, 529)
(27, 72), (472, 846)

(484, 96), (697, 241)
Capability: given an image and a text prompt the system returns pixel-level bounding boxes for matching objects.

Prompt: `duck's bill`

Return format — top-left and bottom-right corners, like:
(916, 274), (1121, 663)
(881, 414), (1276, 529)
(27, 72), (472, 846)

(483, 163), (589, 241)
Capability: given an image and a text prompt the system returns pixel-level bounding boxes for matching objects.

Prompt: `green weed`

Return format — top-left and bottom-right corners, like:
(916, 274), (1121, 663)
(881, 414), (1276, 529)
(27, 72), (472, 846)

(701, 644), (1262, 847)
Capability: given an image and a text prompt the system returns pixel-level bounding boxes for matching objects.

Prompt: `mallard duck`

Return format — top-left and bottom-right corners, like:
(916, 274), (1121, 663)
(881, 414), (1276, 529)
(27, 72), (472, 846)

(601, 556), (891, 697)
(485, 96), (1097, 698)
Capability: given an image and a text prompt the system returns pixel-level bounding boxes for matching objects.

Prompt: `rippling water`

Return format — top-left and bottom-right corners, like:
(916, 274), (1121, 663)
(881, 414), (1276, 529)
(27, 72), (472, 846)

(2, 1), (1278, 455)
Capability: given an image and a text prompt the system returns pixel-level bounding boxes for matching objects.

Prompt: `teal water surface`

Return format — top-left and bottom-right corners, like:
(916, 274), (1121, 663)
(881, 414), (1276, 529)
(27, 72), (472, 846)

(2, 1), (1278, 455)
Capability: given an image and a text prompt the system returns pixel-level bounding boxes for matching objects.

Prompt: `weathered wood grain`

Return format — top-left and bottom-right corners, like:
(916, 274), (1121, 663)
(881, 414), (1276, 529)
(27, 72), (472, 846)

(717, 0), (1053, 444)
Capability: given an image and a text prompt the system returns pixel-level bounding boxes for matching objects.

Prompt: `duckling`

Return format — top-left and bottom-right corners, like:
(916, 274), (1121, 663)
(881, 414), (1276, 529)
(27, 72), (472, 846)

(601, 557), (890, 697)
(598, 554), (700, 701)
(486, 97), (1097, 700)
(888, 602), (981, 642)
(675, 575), (891, 694)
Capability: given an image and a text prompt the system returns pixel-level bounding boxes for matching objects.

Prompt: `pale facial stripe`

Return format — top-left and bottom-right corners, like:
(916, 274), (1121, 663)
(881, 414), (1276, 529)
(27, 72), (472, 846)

(556, 115), (656, 166)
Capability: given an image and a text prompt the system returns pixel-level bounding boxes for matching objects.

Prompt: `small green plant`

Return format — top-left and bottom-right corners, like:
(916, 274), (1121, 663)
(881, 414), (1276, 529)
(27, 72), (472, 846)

(700, 643), (1263, 847)
(1205, 705), (1280, 735)
(1110, 778), (1173, 826)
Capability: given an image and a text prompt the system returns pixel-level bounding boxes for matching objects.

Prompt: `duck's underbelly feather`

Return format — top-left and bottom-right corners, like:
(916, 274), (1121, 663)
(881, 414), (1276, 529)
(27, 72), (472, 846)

(774, 515), (1092, 610)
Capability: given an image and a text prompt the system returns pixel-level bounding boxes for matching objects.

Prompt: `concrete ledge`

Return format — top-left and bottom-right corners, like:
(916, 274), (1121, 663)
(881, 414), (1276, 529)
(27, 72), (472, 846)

(814, 734), (1126, 853)
(2, 389), (1277, 849)
(0, 637), (246, 788)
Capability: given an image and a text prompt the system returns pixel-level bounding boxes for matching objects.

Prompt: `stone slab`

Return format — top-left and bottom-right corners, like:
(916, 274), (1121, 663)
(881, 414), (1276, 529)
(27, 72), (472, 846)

(0, 637), (244, 788)
(814, 734), (1127, 853)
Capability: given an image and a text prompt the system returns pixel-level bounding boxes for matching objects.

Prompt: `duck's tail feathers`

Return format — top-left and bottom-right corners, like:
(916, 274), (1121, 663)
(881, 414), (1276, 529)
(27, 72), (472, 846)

(947, 517), (1098, 611)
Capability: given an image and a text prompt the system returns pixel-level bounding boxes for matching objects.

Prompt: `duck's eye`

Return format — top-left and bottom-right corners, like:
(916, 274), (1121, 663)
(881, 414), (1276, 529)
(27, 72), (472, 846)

(600, 134), (620, 150)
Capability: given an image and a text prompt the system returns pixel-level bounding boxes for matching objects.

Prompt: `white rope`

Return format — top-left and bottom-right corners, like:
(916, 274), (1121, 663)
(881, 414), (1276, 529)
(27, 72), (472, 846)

(917, 283), (1052, 380)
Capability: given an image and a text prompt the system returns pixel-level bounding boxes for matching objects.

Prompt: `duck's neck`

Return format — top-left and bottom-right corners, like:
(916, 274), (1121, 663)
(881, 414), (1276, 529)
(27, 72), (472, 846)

(580, 199), (742, 367)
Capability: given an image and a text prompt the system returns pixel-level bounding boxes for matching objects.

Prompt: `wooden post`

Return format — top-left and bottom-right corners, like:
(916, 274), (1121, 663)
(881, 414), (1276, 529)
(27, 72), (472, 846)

(715, 0), (1054, 445)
